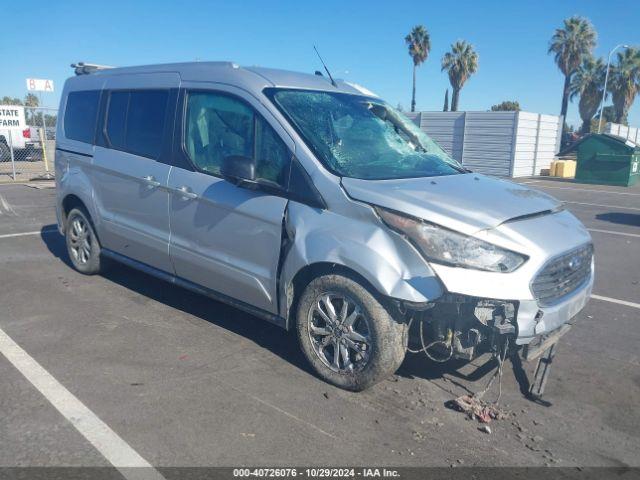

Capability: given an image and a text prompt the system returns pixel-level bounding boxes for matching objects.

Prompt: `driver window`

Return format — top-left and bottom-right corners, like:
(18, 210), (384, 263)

(186, 92), (253, 175)
(185, 91), (290, 188)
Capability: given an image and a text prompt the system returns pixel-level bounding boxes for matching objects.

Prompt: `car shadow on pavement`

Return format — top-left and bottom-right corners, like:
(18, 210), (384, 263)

(40, 225), (312, 378)
(595, 212), (640, 227)
(40, 224), (488, 387)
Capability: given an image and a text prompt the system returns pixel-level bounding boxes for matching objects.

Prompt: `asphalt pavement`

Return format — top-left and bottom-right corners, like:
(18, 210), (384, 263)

(0, 178), (638, 471)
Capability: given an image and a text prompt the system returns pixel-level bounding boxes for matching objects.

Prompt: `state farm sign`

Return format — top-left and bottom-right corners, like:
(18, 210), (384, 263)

(0, 106), (26, 129)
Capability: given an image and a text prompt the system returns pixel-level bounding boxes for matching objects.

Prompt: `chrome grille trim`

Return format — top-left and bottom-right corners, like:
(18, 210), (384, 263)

(531, 243), (593, 307)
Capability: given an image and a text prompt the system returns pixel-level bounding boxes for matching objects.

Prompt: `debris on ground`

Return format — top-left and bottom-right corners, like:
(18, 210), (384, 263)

(446, 394), (508, 424)
(478, 425), (492, 434)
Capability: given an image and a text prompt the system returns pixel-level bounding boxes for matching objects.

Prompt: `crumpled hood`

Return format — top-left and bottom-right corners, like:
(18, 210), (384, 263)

(342, 173), (562, 235)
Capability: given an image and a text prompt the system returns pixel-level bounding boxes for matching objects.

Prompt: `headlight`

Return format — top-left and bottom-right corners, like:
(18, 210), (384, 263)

(375, 207), (527, 273)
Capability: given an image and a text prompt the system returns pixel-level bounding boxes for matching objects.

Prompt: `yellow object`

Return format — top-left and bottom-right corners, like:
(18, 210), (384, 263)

(555, 160), (576, 178)
(40, 128), (50, 172)
(550, 160), (559, 176)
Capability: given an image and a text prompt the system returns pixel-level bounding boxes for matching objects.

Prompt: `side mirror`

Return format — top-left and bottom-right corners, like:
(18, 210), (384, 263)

(220, 155), (257, 187)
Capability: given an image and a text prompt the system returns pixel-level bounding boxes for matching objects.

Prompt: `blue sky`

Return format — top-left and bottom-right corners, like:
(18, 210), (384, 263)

(2, 0), (639, 127)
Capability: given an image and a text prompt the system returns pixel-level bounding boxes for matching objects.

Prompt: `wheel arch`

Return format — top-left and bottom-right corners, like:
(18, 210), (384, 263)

(61, 194), (89, 227)
(279, 203), (444, 329)
(285, 261), (388, 330)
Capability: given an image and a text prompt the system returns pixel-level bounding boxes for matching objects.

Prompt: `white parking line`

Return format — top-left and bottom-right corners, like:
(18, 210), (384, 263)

(0, 328), (165, 480)
(531, 184), (640, 196)
(588, 228), (640, 239)
(0, 228), (58, 239)
(591, 294), (640, 310)
(566, 201), (640, 212)
(0, 194), (17, 215)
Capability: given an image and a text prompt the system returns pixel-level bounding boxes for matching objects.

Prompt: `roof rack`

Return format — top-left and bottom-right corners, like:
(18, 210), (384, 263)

(71, 62), (115, 76)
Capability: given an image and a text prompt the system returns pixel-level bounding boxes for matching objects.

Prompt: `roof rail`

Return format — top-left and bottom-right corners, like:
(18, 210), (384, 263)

(71, 62), (115, 76)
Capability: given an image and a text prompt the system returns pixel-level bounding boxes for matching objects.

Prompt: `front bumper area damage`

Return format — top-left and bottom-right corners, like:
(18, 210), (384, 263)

(404, 265), (593, 362)
(407, 294), (518, 362)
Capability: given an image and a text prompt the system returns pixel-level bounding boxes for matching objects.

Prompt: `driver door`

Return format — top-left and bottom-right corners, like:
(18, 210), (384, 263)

(167, 86), (293, 314)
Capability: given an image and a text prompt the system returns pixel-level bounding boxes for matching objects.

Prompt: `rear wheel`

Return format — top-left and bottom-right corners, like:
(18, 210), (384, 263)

(296, 274), (407, 391)
(65, 208), (104, 275)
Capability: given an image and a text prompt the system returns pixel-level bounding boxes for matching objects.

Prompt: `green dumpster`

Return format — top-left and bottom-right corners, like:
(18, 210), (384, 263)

(572, 134), (640, 187)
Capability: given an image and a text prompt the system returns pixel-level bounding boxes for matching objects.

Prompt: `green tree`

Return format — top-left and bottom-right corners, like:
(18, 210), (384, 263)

(1, 96), (23, 105)
(491, 100), (520, 111)
(570, 56), (606, 133)
(441, 40), (479, 112)
(44, 114), (58, 127)
(591, 105), (615, 132)
(608, 47), (640, 125)
(24, 93), (39, 107)
(443, 89), (449, 111)
(405, 25), (431, 112)
(548, 16), (597, 122)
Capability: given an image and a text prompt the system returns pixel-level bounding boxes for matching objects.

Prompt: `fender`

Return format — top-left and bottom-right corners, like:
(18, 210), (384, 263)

(279, 202), (444, 323)
(56, 149), (100, 235)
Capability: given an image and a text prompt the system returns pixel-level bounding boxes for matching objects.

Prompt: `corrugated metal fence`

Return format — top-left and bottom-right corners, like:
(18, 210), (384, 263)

(406, 111), (563, 178)
(605, 122), (640, 144)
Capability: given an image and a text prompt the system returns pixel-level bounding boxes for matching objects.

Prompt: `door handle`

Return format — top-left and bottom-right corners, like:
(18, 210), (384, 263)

(142, 175), (161, 187)
(177, 185), (198, 199)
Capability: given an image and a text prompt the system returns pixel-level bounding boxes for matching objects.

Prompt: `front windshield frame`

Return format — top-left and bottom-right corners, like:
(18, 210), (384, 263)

(264, 87), (465, 180)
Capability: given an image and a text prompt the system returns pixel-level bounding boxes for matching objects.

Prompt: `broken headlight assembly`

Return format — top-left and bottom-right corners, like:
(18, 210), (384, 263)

(375, 207), (527, 273)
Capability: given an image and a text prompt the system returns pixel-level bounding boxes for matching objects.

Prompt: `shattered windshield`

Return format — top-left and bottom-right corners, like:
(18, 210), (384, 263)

(267, 89), (463, 180)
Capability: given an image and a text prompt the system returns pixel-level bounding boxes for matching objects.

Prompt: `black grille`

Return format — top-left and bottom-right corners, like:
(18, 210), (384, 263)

(532, 244), (593, 306)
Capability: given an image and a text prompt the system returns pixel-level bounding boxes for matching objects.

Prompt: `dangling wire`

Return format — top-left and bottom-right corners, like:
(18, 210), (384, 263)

(406, 316), (453, 363)
(474, 336), (509, 404)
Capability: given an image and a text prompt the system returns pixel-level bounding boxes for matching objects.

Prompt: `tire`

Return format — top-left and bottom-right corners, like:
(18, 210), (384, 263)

(296, 274), (407, 391)
(0, 141), (10, 162)
(65, 208), (104, 275)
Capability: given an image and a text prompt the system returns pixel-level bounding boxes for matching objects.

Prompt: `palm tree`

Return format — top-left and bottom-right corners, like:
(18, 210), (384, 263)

(570, 56), (606, 133)
(608, 47), (640, 124)
(548, 16), (597, 121)
(441, 41), (479, 111)
(405, 25), (431, 112)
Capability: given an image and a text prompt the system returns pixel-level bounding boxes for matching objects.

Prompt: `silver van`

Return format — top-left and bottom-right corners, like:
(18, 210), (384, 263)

(55, 62), (593, 391)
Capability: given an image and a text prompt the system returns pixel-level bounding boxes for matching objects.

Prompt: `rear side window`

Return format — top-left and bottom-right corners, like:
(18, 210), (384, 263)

(64, 91), (100, 144)
(126, 91), (168, 159)
(104, 90), (169, 159)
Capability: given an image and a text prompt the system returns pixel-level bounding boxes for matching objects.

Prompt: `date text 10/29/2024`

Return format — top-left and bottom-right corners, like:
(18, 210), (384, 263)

(233, 468), (400, 478)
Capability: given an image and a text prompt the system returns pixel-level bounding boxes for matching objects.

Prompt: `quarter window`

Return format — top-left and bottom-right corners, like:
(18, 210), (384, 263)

(126, 91), (168, 159)
(64, 91), (100, 144)
(185, 92), (291, 187)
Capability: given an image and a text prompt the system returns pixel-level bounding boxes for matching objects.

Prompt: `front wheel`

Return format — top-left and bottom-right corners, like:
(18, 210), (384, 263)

(296, 274), (407, 391)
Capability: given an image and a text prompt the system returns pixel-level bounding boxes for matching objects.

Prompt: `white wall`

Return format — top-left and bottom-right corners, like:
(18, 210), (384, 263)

(463, 111), (517, 177)
(605, 123), (640, 144)
(408, 110), (563, 177)
(415, 112), (465, 162)
(513, 113), (563, 177)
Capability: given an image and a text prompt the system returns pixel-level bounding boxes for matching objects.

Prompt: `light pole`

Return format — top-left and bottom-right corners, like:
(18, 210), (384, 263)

(597, 44), (629, 133)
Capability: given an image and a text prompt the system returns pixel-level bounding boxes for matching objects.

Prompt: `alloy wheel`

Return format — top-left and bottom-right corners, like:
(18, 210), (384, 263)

(307, 292), (372, 373)
(68, 216), (92, 265)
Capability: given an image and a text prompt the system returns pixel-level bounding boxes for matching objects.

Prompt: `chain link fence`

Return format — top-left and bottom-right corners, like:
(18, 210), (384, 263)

(0, 107), (57, 182)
